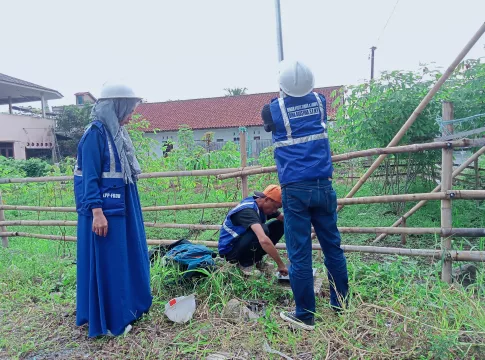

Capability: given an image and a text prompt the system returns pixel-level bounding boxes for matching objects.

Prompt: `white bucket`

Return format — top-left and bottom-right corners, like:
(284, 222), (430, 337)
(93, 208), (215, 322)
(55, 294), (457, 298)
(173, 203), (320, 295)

(164, 294), (196, 324)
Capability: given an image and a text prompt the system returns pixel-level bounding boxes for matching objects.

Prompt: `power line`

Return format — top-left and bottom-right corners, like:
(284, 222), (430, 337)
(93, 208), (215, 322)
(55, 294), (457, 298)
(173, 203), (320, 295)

(377, 0), (401, 43)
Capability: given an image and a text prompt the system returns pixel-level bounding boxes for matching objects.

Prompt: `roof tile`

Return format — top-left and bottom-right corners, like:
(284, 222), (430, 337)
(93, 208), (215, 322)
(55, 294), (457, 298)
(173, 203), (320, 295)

(135, 86), (342, 132)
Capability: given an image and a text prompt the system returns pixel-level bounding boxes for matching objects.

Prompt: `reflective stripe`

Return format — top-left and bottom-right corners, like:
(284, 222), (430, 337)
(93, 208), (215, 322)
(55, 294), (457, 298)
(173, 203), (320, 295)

(313, 92), (326, 130)
(74, 170), (123, 179)
(107, 133), (116, 174)
(75, 130), (122, 179)
(274, 132), (328, 148)
(222, 221), (239, 238)
(222, 200), (259, 239)
(278, 98), (292, 140)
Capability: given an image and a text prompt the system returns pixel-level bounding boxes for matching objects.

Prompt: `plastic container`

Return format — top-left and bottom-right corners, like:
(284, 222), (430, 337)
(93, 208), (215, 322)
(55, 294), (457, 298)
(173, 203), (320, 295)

(164, 294), (196, 323)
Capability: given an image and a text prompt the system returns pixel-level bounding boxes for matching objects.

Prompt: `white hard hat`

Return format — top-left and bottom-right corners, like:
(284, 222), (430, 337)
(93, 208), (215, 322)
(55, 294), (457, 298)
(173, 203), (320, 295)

(98, 82), (142, 100)
(278, 60), (315, 97)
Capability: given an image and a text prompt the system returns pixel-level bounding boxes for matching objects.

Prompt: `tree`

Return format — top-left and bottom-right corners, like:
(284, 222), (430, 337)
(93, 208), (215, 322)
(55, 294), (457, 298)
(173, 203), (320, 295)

(224, 87), (247, 96)
(56, 104), (92, 157)
(332, 58), (485, 213)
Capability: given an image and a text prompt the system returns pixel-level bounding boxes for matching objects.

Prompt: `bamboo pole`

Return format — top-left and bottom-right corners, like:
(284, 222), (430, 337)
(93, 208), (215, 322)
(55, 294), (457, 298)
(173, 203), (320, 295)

(336, 190), (485, 205)
(0, 205), (77, 212)
(0, 220), (78, 227)
(2, 226), (485, 237)
(337, 22), (485, 212)
(3, 190), (485, 214)
(217, 139), (485, 180)
(373, 145), (485, 243)
(401, 218), (406, 245)
(0, 191), (8, 247)
(239, 130), (249, 198)
(1, 138), (484, 186)
(475, 158), (481, 207)
(142, 202), (238, 212)
(0, 203), (238, 213)
(0, 166), (261, 185)
(441, 102), (454, 284)
(145, 223), (220, 230)
(3, 232), (485, 262)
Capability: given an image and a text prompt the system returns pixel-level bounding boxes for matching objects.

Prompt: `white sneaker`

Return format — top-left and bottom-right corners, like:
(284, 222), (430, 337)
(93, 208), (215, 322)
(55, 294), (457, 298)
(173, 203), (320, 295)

(238, 264), (261, 276)
(106, 324), (132, 337)
(123, 324), (132, 336)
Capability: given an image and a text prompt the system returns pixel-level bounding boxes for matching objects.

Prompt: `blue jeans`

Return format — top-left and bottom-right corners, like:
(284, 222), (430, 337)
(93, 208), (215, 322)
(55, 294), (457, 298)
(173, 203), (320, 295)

(283, 179), (349, 320)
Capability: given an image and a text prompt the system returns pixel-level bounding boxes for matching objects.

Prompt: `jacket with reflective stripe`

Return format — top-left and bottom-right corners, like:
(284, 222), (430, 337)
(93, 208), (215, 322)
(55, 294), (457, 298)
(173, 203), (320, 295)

(269, 92), (333, 185)
(74, 121), (126, 216)
(218, 197), (266, 255)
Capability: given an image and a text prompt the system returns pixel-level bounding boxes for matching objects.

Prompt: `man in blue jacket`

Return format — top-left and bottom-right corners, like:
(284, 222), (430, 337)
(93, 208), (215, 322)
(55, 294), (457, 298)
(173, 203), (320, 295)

(261, 60), (349, 331)
(218, 185), (288, 276)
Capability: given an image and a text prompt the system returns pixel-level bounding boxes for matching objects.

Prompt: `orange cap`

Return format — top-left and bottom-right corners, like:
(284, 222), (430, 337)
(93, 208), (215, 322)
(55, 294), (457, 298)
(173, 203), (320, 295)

(255, 184), (282, 204)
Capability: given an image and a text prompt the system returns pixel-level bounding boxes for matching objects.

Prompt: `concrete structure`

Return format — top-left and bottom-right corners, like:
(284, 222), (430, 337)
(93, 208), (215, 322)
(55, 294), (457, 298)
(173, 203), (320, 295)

(0, 113), (56, 160)
(0, 73), (63, 160)
(52, 92), (96, 114)
(75, 92), (96, 106)
(136, 86), (342, 157)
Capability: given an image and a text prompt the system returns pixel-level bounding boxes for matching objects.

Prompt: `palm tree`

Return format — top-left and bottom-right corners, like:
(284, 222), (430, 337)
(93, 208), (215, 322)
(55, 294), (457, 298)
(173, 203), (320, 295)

(224, 87), (248, 96)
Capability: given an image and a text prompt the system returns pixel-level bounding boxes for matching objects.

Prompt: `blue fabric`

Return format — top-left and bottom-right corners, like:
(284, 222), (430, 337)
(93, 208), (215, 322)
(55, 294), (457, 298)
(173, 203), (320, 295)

(269, 93), (333, 185)
(282, 179), (348, 320)
(218, 197), (265, 255)
(74, 122), (126, 216)
(76, 129), (152, 337)
(165, 243), (215, 278)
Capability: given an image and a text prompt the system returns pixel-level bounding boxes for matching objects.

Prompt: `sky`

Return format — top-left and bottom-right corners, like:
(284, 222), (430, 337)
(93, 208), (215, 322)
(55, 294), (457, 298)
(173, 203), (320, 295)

(0, 0), (484, 108)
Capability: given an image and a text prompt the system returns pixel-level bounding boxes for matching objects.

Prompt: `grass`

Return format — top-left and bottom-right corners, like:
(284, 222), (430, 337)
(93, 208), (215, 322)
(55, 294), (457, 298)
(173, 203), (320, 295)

(1, 173), (485, 359)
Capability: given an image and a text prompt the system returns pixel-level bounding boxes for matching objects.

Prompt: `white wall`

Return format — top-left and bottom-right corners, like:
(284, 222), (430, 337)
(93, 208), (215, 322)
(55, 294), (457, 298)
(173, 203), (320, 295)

(0, 113), (55, 160)
(145, 125), (272, 157)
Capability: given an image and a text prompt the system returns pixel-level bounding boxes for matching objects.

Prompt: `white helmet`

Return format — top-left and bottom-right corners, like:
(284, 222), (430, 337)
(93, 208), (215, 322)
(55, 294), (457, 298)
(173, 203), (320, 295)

(98, 82), (142, 100)
(278, 60), (315, 97)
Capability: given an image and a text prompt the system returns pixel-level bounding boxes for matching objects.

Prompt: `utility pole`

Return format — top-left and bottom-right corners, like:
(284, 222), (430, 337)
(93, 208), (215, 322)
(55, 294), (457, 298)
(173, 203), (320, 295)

(274, 0), (284, 97)
(274, 0), (284, 62)
(370, 46), (377, 80)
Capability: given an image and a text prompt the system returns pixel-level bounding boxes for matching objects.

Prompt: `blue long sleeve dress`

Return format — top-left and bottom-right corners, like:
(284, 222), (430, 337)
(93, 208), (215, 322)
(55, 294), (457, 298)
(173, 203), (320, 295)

(75, 127), (152, 337)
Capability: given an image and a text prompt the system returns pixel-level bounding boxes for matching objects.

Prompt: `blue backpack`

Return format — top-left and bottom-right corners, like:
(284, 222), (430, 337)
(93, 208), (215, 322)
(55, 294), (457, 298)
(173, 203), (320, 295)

(162, 240), (216, 278)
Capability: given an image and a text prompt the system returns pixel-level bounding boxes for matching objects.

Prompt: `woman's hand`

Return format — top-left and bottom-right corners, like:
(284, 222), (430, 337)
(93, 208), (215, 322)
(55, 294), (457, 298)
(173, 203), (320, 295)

(92, 208), (108, 237)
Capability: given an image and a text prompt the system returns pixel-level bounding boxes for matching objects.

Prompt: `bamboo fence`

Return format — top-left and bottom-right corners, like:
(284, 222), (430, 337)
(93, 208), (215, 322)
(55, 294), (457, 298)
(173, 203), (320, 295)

(217, 139), (485, 180)
(2, 23), (485, 284)
(2, 231), (484, 262)
(2, 130), (485, 284)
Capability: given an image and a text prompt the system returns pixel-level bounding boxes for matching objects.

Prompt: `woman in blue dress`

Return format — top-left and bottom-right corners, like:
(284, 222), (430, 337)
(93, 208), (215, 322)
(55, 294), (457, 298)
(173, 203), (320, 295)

(74, 83), (152, 337)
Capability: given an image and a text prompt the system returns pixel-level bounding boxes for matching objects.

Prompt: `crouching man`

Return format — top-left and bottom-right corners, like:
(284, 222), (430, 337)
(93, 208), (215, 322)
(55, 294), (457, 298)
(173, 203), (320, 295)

(218, 185), (288, 276)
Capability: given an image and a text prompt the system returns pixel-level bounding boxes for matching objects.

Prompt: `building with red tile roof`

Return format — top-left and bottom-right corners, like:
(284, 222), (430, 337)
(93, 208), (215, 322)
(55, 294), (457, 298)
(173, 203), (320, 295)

(137, 86), (342, 157)
(136, 86), (341, 133)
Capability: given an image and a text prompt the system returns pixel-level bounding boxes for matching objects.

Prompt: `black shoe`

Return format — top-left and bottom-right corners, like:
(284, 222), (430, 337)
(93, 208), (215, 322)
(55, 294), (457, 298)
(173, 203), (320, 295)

(279, 311), (315, 330)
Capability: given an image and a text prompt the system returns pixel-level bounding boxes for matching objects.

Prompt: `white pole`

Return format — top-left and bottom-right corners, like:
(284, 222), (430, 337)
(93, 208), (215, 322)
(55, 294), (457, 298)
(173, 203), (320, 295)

(275, 0), (284, 98)
(41, 93), (46, 118)
(275, 0), (284, 62)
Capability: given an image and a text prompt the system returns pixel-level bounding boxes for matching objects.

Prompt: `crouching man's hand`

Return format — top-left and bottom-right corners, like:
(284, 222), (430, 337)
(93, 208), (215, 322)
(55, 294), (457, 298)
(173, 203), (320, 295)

(277, 264), (289, 276)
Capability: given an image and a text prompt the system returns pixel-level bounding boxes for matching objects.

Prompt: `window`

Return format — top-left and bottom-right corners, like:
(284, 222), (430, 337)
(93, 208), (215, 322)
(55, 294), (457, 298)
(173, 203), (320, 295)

(76, 95), (84, 105)
(0, 142), (14, 158)
(216, 139), (224, 142)
(254, 136), (261, 140)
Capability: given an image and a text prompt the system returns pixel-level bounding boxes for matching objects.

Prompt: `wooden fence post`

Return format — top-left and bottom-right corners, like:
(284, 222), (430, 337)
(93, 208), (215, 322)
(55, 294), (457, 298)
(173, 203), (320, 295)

(475, 158), (481, 206)
(400, 218), (407, 245)
(239, 128), (249, 198)
(0, 191), (8, 247)
(441, 101), (454, 284)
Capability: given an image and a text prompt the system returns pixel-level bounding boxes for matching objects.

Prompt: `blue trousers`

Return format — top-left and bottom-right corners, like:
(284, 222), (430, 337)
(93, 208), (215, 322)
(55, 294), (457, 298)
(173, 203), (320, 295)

(282, 179), (349, 320)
